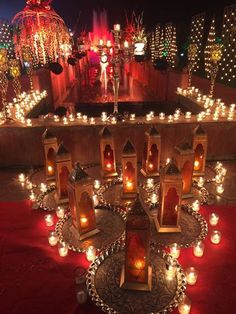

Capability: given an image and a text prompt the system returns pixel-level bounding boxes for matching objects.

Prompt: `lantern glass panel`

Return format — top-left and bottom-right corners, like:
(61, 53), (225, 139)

(148, 144), (158, 172)
(47, 147), (56, 175)
(68, 190), (77, 227)
(182, 160), (193, 194)
(194, 144), (204, 171)
(103, 144), (114, 171)
(59, 166), (70, 197)
(124, 162), (135, 192)
(78, 192), (96, 233)
(163, 187), (179, 225)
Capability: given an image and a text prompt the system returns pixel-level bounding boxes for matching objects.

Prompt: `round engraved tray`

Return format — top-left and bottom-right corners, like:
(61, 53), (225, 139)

(86, 243), (186, 314)
(55, 205), (127, 253)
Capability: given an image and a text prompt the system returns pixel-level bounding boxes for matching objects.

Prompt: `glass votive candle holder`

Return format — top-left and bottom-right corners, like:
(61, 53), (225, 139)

(18, 173), (26, 183)
(192, 200), (200, 212)
(86, 245), (97, 262)
(56, 207), (65, 219)
(211, 230), (222, 244)
(150, 193), (158, 204)
(178, 294), (191, 314)
(216, 184), (224, 194)
(48, 231), (58, 246)
(193, 241), (205, 257)
(94, 180), (101, 189)
(209, 212), (219, 226)
(130, 113), (136, 121)
(146, 178), (154, 189)
(44, 214), (54, 227)
(58, 242), (68, 257)
(169, 243), (181, 259)
(185, 267), (198, 285)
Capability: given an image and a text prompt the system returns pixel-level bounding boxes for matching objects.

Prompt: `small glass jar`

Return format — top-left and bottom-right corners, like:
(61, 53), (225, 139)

(193, 241), (205, 257)
(169, 243), (181, 259)
(178, 294), (191, 314)
(75, 267), (88, 304)
(211, 230), (222, 244)
(48, 231), (58, 246)
(185, 267), (198, 285)
(209, 213), (219, 226)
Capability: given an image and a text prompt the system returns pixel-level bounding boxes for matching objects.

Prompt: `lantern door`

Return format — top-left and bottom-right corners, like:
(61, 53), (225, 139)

(194, 143), (205, 172)
(162, 187), (179, 226)
(46, 147), (56, 177)
(181, 160), (193, 196)
(123, 161), (136, 194)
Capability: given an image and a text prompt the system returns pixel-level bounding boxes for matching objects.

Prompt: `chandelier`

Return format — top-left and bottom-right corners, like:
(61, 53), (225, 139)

(12, 0), (71, 67)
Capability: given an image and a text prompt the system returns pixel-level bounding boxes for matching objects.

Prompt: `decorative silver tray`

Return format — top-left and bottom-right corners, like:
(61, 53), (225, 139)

(86, 242), (186, 314)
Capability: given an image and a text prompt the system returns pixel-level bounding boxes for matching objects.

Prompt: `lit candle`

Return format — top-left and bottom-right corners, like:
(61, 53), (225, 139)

(178, 295), (191, 314)
(86, 245), (97, 262)
(58, 242), (68, 257)
(185, 267), (198, 285)
(69, 114), (75, 122)
(193, 241), (205, 257)
(26, 180), (33, 190)
(63, 117), (68, 125)
(80, 217), (88, 228)
(149, 111), (154, 118)
(77, 112), (82, 119)
(94, 180), (100, 189)
(197, 177), (205, 187)
(99, 39), (104, 46)
(146, 114), (151, 121)
(26, 119), (32, 126)
(146, 178), (154, 189)
(82, 115), (88, 123)
(113, 24), (120, 31)
(169, 243), (180, 259)
(166, 158), (170, 165)
(126, 180), (133, 191)
(44, 214), (54, 227)
(150, 193), (158, 204)
(215, 174), (223, 184)
(216, 184), (224, 194)
(18, 173), (26, 183)
(106, 40), (111, 47)
(211, 230), (222, 244)
(111, 117), (117, 124)
(48, 165), (53, 174)
(56, 207), (65, 219)
(53, 115), (60, 122)
(185, 112), (192, 119)
(130, 113), (135, 121)
(209, 212), (219, 226)
(106, 162), (112, 170)
(48, 231), (58, 246)
(101, 112), (107, 122)
(90, 117), (95, 124)
(29, 191), (36, 202)
(192, 200), (200, 212)
(159, 112), (165, 120)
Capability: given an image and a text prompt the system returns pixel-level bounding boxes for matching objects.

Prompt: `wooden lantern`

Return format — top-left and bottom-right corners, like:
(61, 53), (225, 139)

(155, 160), (182, 233)
(192, 125), (208, 176)
(68, 163), (99, 240)
(42, 129), (58, 181)
(120, 197), (152, 291)
(174, 141), (194, 198)
(141, 126), (161, 177)
(99, 127), (118, 178)
(55, 143), (72, 204)
(121, 140), (137, 198)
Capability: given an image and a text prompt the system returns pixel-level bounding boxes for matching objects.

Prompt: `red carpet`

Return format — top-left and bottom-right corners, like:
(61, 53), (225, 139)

(0, 201), (235, 314)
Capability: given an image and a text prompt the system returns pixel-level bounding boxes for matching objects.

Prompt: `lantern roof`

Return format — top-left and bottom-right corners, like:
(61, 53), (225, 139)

(56, 142), (69, 156)
(129, 196), (148, 216)
(69, 163), (89, 183)
(42, 128), (55, 140)
(100, 126), (112, 138)
(194, 125), (206, 135)
(164, 160), (180, 175)
(147, 126), (160, 137)
(123, 140), (136, 155)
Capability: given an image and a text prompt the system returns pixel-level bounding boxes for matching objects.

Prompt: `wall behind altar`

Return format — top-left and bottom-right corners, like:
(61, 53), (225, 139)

(0, 122), (235, 167)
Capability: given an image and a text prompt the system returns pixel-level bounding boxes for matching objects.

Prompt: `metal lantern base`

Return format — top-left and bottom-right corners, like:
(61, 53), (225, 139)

(120, 265), (152, 292)
(70, 224), (100, 241)
(140, 168), (160, 178)
(154, 218), (182, 233)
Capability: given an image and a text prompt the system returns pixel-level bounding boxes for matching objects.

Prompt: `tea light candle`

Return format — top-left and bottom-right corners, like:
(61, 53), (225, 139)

(209, 212), (219, 226)
(58, 242), (68, 257)
(44, 214), (54, 227)
(94, 180), (101, 189)
(29, 191), (36, 202)
(211, 230), (222, 244)
(159, 112), (165, 120)
(130, 113), (136, 121)
(185, 112), (192, 119)
(48, 231), (58, 246)
(86, 245), (96, 262)
(90, 117), (95, 124)
(26, 119), (32, 126)
(178, 295), (191, 314)
(63, 117), (68, 125)
(18, 173), (26, 183)
(113, 24), (120, 31)
(193, 241), (205, 257)
(185, 267), (198, 285)
(169, 243), (180, 259)
(69, 114), (75, 122)
(150, 193), (158, 204)
(216, 184), (224, 194)
(77, 112), (82, 119)
(215, 174), (223, 184)
(149, 111), (154, 118)
(168, 115), (173, 122)
(192, 200), (200, 212)
(26, 180), (33, 190)
(56, 207), (65, 219)
(82, 115), (88, 123)
(197, 177), (205, 187)
(146, 178), (154, 189)
(111, 117), (117, 124)
(146, 114), (151, 121)
(53, 115), (60, 122)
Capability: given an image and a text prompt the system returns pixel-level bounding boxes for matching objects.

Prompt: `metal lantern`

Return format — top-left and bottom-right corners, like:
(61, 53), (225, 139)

(120, 197), (152, 291)
(99, 127), (118, 178)
(55, 142), (72, 204)
(68, 163), (99, 240)
(174, 141), (194, 198)
(141, 126), (161, 177)
(121, 140), (137, 198)
(155, 160), (182, 233)
(192, 125), (208, 176)
(42, 129), (58, 181)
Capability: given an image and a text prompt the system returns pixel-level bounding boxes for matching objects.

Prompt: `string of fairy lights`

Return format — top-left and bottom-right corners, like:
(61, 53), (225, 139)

(219, 4), (236, 86)
(0, 19), (15, 59)
(204, 16), (216, 78)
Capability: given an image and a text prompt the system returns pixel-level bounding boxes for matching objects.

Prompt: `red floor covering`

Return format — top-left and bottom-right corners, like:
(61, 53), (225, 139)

(0, 200), (235, 314)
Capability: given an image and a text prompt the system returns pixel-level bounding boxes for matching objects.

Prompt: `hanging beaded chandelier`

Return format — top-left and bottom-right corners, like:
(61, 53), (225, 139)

(12, 0), (71, 67)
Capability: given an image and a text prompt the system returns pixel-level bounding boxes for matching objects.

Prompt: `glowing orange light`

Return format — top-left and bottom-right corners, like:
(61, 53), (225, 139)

(126, 180), (133, 191)
(48, 165), (53, 174)
(80, 217), (88, 227)
(134, 259), (145, 270)
(106, 162), (112, 170)
(194, 160), (200, 171)
(148, 163), (153, 170)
